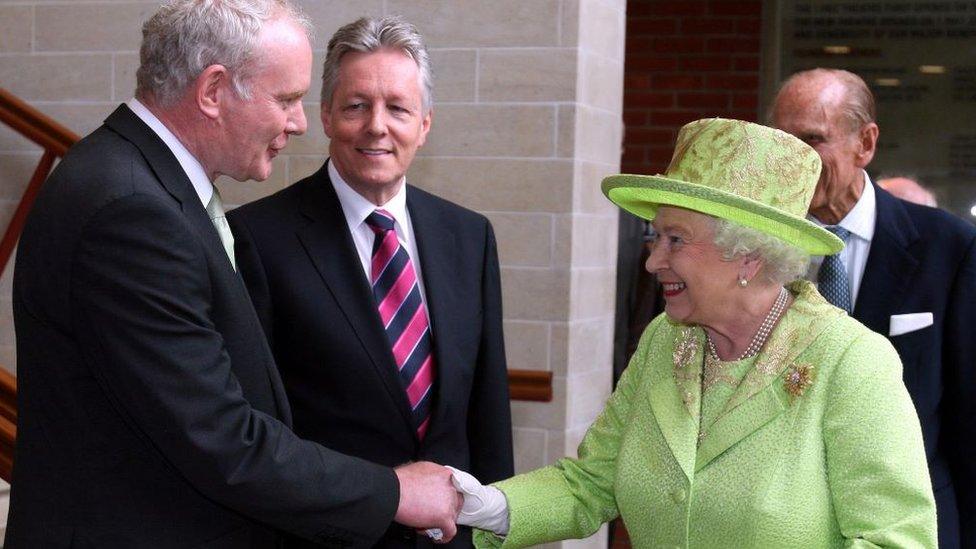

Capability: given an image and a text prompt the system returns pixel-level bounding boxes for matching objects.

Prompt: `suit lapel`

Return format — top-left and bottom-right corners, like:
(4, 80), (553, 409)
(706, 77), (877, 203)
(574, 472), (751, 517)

(105, 105), (238, 275)
(852, 186), (920, 334)
(405, 189), (459, 439)
(695, 281), (842, 471)
(295, 170), (416, 433)
(105, 104), (287, 417)
(650, 324), (702, 481)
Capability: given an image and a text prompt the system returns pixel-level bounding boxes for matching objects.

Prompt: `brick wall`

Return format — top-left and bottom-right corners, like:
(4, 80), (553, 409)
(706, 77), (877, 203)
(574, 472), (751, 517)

(621, 0), (764, 176)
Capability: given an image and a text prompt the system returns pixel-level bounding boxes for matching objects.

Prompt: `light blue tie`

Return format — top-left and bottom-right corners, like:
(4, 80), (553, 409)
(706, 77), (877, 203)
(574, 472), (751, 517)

(818, 226), (851, 312)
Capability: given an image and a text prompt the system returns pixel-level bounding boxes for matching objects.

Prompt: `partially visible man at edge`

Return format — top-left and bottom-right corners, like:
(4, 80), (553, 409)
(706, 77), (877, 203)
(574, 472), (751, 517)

(772, 67), (976, 549)
(228, 15), (514, 547)
(7, 1), (460, 547)
(878, 175), (938, 207)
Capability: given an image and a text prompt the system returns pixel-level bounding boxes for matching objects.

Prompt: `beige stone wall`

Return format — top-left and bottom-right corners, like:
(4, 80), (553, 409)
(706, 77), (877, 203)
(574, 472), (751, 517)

(0, 1), (624, 545)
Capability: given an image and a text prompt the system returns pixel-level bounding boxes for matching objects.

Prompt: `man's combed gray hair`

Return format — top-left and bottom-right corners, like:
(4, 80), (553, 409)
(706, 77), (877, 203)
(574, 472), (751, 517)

(321, 16), (432, 114)
(771, 68), (876, 134)
(711, 218), (811, 285)
(136, 0), (311, 107)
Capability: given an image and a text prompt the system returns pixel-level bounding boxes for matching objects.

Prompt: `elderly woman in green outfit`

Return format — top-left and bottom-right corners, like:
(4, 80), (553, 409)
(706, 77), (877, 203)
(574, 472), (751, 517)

(449, 118), (937, 548)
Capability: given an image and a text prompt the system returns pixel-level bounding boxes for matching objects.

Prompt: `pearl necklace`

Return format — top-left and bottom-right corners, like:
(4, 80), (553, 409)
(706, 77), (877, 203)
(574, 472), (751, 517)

(706, 286), (789, 361)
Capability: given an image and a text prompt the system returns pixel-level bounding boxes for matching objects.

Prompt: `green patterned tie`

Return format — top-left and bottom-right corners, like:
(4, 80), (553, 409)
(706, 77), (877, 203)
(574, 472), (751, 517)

(205, 188), (236, 271)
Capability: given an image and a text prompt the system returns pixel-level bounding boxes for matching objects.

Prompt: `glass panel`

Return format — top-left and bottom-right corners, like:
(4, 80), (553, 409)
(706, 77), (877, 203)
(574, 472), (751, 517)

(776, 0), (976, 222)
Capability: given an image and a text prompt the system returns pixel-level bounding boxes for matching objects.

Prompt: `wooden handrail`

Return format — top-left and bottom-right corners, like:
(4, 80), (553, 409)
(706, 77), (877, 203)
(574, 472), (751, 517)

(507, 369), (553, 402)
(0, 87), (80, 482)
(0, 87), (80, 278)
(0, 368), (16, 482)
(0, 87), (78, 156)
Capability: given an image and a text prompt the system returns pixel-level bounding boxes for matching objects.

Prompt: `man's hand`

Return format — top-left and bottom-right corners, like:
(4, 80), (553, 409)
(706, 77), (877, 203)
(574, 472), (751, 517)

(394, 462), (463, 542)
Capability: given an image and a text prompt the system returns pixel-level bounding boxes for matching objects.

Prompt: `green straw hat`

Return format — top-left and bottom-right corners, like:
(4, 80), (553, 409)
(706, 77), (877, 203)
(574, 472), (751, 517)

(603, 118), (843, 255)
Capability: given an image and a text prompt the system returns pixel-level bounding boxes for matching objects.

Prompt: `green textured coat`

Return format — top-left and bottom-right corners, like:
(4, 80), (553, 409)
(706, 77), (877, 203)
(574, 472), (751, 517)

(477, 281), (936, 548)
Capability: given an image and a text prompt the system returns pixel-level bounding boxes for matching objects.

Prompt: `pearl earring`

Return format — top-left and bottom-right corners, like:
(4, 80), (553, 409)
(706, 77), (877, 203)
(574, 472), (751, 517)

(738, 277), (748, 287)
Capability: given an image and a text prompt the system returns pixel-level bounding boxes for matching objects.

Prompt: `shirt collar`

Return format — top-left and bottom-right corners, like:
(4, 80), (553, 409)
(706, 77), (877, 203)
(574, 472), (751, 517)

(328, 160), (409, 230)
(809, 170), (876, 242)
(126, 97), (213, 207)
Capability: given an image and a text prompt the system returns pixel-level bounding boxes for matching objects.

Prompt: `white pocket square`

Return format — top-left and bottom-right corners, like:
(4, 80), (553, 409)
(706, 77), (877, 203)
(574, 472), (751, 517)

(889, 312), (933, 336)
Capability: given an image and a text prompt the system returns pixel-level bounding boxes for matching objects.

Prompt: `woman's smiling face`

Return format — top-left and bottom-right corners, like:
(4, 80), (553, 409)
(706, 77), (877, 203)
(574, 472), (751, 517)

(645, 206), (741, 326)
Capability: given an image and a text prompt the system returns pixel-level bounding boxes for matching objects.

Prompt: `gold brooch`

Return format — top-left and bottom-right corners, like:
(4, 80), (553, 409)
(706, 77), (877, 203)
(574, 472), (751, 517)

(784, 364), (814, 398)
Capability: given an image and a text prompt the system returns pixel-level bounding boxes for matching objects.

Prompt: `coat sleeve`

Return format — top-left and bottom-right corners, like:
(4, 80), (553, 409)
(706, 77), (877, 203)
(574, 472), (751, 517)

(945, 234), (976, 547)
(823, 330), (937, 548)
(474, 317), (664, 549)
(467, 221), (515, 484)
(71, 194), (399, 546)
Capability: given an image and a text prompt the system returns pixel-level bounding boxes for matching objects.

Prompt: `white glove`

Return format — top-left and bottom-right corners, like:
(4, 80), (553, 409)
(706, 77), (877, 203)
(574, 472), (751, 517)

(446, 466), (510, 535)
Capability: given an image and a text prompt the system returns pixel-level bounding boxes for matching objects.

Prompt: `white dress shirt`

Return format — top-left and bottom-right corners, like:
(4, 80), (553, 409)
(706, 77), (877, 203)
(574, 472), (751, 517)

(328, 160), (429, 303)
(126, 97), (212, 208)
(809, 170), (877, 306)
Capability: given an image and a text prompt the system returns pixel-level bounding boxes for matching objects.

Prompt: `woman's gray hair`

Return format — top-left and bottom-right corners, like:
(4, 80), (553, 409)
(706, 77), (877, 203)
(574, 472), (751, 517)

(321, 16), (432, 114)
(711, 218), (811, 285)
(136, 0), (311, 107)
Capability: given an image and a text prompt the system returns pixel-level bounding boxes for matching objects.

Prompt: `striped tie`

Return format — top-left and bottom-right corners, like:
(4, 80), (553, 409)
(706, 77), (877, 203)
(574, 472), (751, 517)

(365, 209), (434, 440)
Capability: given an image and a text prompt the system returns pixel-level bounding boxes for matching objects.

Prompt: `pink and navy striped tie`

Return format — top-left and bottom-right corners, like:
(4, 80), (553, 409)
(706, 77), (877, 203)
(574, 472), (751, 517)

(365, 209), (434, 439)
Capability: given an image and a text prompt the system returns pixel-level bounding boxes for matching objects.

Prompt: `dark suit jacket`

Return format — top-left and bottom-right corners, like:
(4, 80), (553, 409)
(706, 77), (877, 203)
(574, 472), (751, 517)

(7, 106), (399, 548)
(228, 164), (514, 548)
(853, 184), (976, 549)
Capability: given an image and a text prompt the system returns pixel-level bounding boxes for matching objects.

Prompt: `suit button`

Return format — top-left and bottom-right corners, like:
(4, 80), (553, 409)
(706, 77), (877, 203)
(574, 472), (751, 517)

(671, 489), (686, 504)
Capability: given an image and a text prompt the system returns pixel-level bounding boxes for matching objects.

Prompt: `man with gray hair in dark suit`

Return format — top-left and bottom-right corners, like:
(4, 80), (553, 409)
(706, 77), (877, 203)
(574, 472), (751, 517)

(7, 2), (461, 547)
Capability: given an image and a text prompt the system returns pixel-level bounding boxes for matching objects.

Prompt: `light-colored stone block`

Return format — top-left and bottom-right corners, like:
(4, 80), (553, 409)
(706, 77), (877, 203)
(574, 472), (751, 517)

(430, 49), (476, 103)
(310, 52), (325, 101)
(293, 0), (385, 49)
(287, 155), (326, 186)
(485, 212), (552, 267)
(0, 247), (14, 295)
(0, 153), (40, 200)
(0, 55), (113, 101)
(407, 158), (573, 214)
(503, 320), (549, 372)
(501, 267), (570, 322)
(564, 318), (615, 376)
(564, 423), (592, 458)
(552, 214), (573, 267)
(549, 321), (569, 376)
(580, 53), (623, 114)
(0, 298), (12, 346)
(567, 367), (612, 426)
(511, 377), (565, 430)
(282, 102), (330, 155)
(571, 214), (618, 267)
(513, 427), (548, 473)
(0, 102), (114, 153)
(560, 0), (579, 47)
(0, 344), (14, 374)
(423, 104), (556, 158)
(478, 49), (576, 103)
(113, 53), (139, 101)
(578, 0), (625, 61)
(0, 6), (31, 52)
(575, 106), (621, 164)
(388, 0), (560, 48)
(576, 161), (619, 215)
(557, 105), (575, 158)
(36, 3), (156, 52)
(569, 267), (616, 320)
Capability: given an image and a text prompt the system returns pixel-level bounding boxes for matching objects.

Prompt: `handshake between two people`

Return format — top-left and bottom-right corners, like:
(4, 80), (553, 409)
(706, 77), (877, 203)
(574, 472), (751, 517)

(393, 461), (509, 543)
